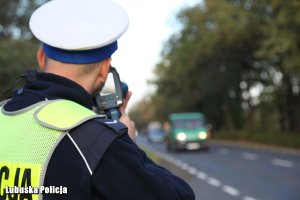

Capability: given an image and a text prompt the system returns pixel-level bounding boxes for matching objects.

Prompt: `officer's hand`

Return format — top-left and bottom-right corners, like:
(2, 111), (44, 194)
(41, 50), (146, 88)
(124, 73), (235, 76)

(119, 91), (136, 142)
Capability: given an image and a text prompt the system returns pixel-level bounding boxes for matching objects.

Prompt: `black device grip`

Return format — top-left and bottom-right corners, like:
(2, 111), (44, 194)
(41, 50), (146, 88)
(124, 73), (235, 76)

(106, 81), (128, 120)
(106, 108), (121, 120)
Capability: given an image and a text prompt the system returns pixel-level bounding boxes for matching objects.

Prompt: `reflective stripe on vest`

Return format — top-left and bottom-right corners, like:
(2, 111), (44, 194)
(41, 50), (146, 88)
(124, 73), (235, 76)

(0, 100), (100, 200)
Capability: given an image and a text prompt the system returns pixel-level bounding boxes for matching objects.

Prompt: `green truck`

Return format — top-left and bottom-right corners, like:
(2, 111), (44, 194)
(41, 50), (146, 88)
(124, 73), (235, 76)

(166, 112), (210, 151)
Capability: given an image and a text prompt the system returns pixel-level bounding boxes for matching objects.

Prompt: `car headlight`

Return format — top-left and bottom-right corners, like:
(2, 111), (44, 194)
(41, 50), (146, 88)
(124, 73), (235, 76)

(198, 131), (207, 140)
(176, 132), (187, 141)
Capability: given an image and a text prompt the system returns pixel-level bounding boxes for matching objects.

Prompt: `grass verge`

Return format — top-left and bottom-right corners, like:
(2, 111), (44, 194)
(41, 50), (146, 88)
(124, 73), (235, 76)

(213, 130), (300, 150)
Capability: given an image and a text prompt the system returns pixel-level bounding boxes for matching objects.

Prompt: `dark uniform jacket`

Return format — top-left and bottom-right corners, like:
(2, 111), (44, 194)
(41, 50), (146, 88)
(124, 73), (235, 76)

(3, 71), (195, 200)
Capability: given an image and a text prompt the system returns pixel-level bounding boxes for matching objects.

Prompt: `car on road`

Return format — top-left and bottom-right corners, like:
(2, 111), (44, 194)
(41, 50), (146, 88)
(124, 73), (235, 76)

(147, 129), (165, 143)
(165, 112), (210, 151)
(146, 121), (165, 143)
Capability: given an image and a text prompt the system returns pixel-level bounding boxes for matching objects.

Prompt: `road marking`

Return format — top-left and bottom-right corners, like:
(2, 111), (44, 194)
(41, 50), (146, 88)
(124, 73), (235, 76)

(174, 159), (184, 167)
(187, 167), (197, 175)
(207, 177), (221, 187)
(219, 148), (230, 155)
(242, 152), (258, 161)
(196, 171), (207, 180)
(222, 185), (240, 196)
(271, 158), (294, 168)
(165, 156), (177, 163)
(243, 196), (258, 200)
(180, 163), (190, 170)
(140, 143), (259, 200)
(160, 154), (172, 161)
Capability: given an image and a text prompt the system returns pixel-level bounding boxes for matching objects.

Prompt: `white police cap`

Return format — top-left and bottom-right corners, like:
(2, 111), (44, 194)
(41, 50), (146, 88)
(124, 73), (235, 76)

(29, 0), (129, 64)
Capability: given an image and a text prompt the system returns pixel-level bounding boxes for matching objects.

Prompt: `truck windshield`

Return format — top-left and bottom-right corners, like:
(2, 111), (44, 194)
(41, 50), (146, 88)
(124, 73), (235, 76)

(173, 119), (204, 130)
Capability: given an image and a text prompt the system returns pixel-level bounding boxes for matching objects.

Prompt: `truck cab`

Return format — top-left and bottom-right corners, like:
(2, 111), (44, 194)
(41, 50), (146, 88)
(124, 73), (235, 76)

(166, 112), (210, 151)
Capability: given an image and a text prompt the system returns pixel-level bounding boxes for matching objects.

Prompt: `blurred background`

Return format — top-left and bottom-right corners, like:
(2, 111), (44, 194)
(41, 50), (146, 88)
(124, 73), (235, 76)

(1, 0), (299, 200)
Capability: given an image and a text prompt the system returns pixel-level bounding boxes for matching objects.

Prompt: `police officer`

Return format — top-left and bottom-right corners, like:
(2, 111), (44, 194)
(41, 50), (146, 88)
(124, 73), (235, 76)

(0, 0), (195, 199)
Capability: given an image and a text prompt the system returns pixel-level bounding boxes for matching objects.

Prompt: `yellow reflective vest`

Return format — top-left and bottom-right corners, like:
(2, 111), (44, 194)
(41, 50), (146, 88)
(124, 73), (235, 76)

(0, 99), (98, 200)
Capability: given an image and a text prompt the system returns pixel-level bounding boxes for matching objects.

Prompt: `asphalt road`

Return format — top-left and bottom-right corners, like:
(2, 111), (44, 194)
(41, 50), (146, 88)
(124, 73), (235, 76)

(137, 136), (300, 200)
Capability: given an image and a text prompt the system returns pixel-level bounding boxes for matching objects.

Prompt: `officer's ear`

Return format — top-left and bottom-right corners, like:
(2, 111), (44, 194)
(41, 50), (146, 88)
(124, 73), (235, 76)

(96, 58), (111, 84)
(37, 47), (47, 71)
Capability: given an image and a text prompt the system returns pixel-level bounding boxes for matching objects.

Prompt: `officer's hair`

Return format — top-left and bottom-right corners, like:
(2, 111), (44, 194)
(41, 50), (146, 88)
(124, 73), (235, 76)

(45, 54), (99, 76)
(79, 63), (99, 76)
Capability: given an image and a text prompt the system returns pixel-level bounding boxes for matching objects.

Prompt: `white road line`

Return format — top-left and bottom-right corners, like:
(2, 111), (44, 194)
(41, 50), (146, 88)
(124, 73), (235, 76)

(187, 167), (198, 175)
(271, 158), (294, 168)
(243, 196), (258, 200)
(219, 148), (230, 155)
(207, 177), (221, 187)
(174, 160), (184, 167)
(180, 163), (190, 170)
(161, 154), (174, 162)
(141, 144), (259, 200)
(196, 171), (208, 180)
(222, 185), (240, 196)
(242, 152), (258, 161)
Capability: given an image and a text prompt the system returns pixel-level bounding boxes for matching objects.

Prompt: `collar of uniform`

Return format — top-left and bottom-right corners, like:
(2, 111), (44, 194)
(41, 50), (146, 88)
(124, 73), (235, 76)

(4, 71), (94, 112)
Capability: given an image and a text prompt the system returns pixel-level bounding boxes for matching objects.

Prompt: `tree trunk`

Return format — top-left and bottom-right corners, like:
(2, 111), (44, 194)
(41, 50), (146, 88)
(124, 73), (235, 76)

(282, 74), (300, 133)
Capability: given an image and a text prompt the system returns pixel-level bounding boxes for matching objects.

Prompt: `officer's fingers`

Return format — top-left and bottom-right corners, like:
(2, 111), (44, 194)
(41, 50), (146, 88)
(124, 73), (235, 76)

(128, 120), (136, 142)
(119, 115), (136, 141)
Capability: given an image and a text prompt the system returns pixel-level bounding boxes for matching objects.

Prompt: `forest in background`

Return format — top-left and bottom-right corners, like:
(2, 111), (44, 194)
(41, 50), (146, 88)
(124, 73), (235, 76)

(129, 0), (300, 138)
(0, 0), (43, 100)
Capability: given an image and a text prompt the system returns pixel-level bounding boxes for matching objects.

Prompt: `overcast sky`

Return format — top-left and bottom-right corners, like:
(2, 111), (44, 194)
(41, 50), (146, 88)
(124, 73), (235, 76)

(110, 0), (201, 109)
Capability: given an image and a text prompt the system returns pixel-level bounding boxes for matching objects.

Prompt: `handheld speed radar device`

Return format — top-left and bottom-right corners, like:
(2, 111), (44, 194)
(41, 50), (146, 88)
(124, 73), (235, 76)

(94, 66), (128, 120)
